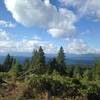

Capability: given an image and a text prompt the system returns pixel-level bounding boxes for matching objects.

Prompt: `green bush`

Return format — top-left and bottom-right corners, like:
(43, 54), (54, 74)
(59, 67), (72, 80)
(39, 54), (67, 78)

(0, 72), (10, 79)
(26, 72), (83, 98)
(24, 71), (100, 99)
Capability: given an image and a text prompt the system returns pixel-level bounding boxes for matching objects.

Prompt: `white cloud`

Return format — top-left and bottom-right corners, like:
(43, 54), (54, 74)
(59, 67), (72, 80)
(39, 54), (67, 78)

(0, 29), (10, 40)
(59, 0), (100, 20)
(32, 35), (41, 40)
(0, 20), (15, 28)
(95, 49), (100, 54)
(0, 29), (57, 53)
(4, 0), (77, 38)
(43, 43), (57, 53)
(1, 29), (100, 54)
(66, 39), (93, 54)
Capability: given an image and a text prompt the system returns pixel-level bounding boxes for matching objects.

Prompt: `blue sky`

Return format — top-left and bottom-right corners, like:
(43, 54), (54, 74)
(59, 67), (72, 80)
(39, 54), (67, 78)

(0, 0), (100, 54)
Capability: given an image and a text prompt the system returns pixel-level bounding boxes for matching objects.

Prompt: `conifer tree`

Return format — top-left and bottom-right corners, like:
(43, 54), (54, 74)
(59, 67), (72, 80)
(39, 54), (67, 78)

(48, 58), (58, 73)
(56, 46), (66, 74)
(32, 46), (45, 67)
(3, 54), (14, 71)
(38, 46), (45, 66)
(32, 50), (38, 66)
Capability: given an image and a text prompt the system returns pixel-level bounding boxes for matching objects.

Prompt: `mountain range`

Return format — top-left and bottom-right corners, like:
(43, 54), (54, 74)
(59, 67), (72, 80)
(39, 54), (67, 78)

(0, 53), (100, 64)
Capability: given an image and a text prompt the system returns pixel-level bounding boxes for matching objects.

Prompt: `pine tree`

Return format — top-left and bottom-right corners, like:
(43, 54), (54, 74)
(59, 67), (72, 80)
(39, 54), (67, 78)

(3, 54), (14, 71)
(31, 46), (46, 74)
(48, 58), (58, 73)
(56, 47), (65, 66)
(32, 50), (38, 66)
(32, 47), (45, 67)
(56, 46), (66, 74)
(0, 64), (3, 72)
(38, 46), (45, 66)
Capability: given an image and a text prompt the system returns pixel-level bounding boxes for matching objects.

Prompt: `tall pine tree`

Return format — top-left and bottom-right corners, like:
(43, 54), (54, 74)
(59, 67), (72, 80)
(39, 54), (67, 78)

(38, 46), (45, 66)
(56, 46), (66, 74)
(3, 54), (14, 71)
(48, 58), (58, 73)
(31, 46), (45, 67)
(32, 50), (38, 66)
(31, 46), (46, 74)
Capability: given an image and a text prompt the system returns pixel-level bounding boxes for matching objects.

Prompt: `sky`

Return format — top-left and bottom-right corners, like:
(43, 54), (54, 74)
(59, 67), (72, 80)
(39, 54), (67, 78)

(0, 0), (100, 55)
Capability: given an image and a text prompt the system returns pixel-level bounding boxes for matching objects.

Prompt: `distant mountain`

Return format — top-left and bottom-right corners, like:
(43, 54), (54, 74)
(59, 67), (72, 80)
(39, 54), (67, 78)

(68, 54), (100, 64)
(46, 53), (100, 64)
(0, 53), (100, 64)
(0, 56), (30, 64)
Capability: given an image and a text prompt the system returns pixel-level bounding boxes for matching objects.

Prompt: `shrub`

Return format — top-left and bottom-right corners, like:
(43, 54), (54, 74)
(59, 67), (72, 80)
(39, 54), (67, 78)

(0, 72), (10, 79)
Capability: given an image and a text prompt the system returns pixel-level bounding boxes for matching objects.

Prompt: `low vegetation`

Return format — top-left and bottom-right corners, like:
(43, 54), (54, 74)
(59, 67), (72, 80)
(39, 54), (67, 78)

(0, 46), (100, 100)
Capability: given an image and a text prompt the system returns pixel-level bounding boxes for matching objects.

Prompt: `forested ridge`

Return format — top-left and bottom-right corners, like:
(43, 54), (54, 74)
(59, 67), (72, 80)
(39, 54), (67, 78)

(0, 46), (100, 100)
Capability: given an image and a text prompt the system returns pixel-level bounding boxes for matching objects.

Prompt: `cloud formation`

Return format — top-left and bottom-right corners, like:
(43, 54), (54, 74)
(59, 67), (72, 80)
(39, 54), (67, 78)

(0, 20), (15, 28)
(59, 0), (100, 20)
(4, 0), (77, 38)
(0, 29), (100, 54)
(4, 0), (100, 39)
(66, 39), (93, 54)
(0, 29), (57, 53)
(0, 29), (10, 40)
(3, 0), (100, 54)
